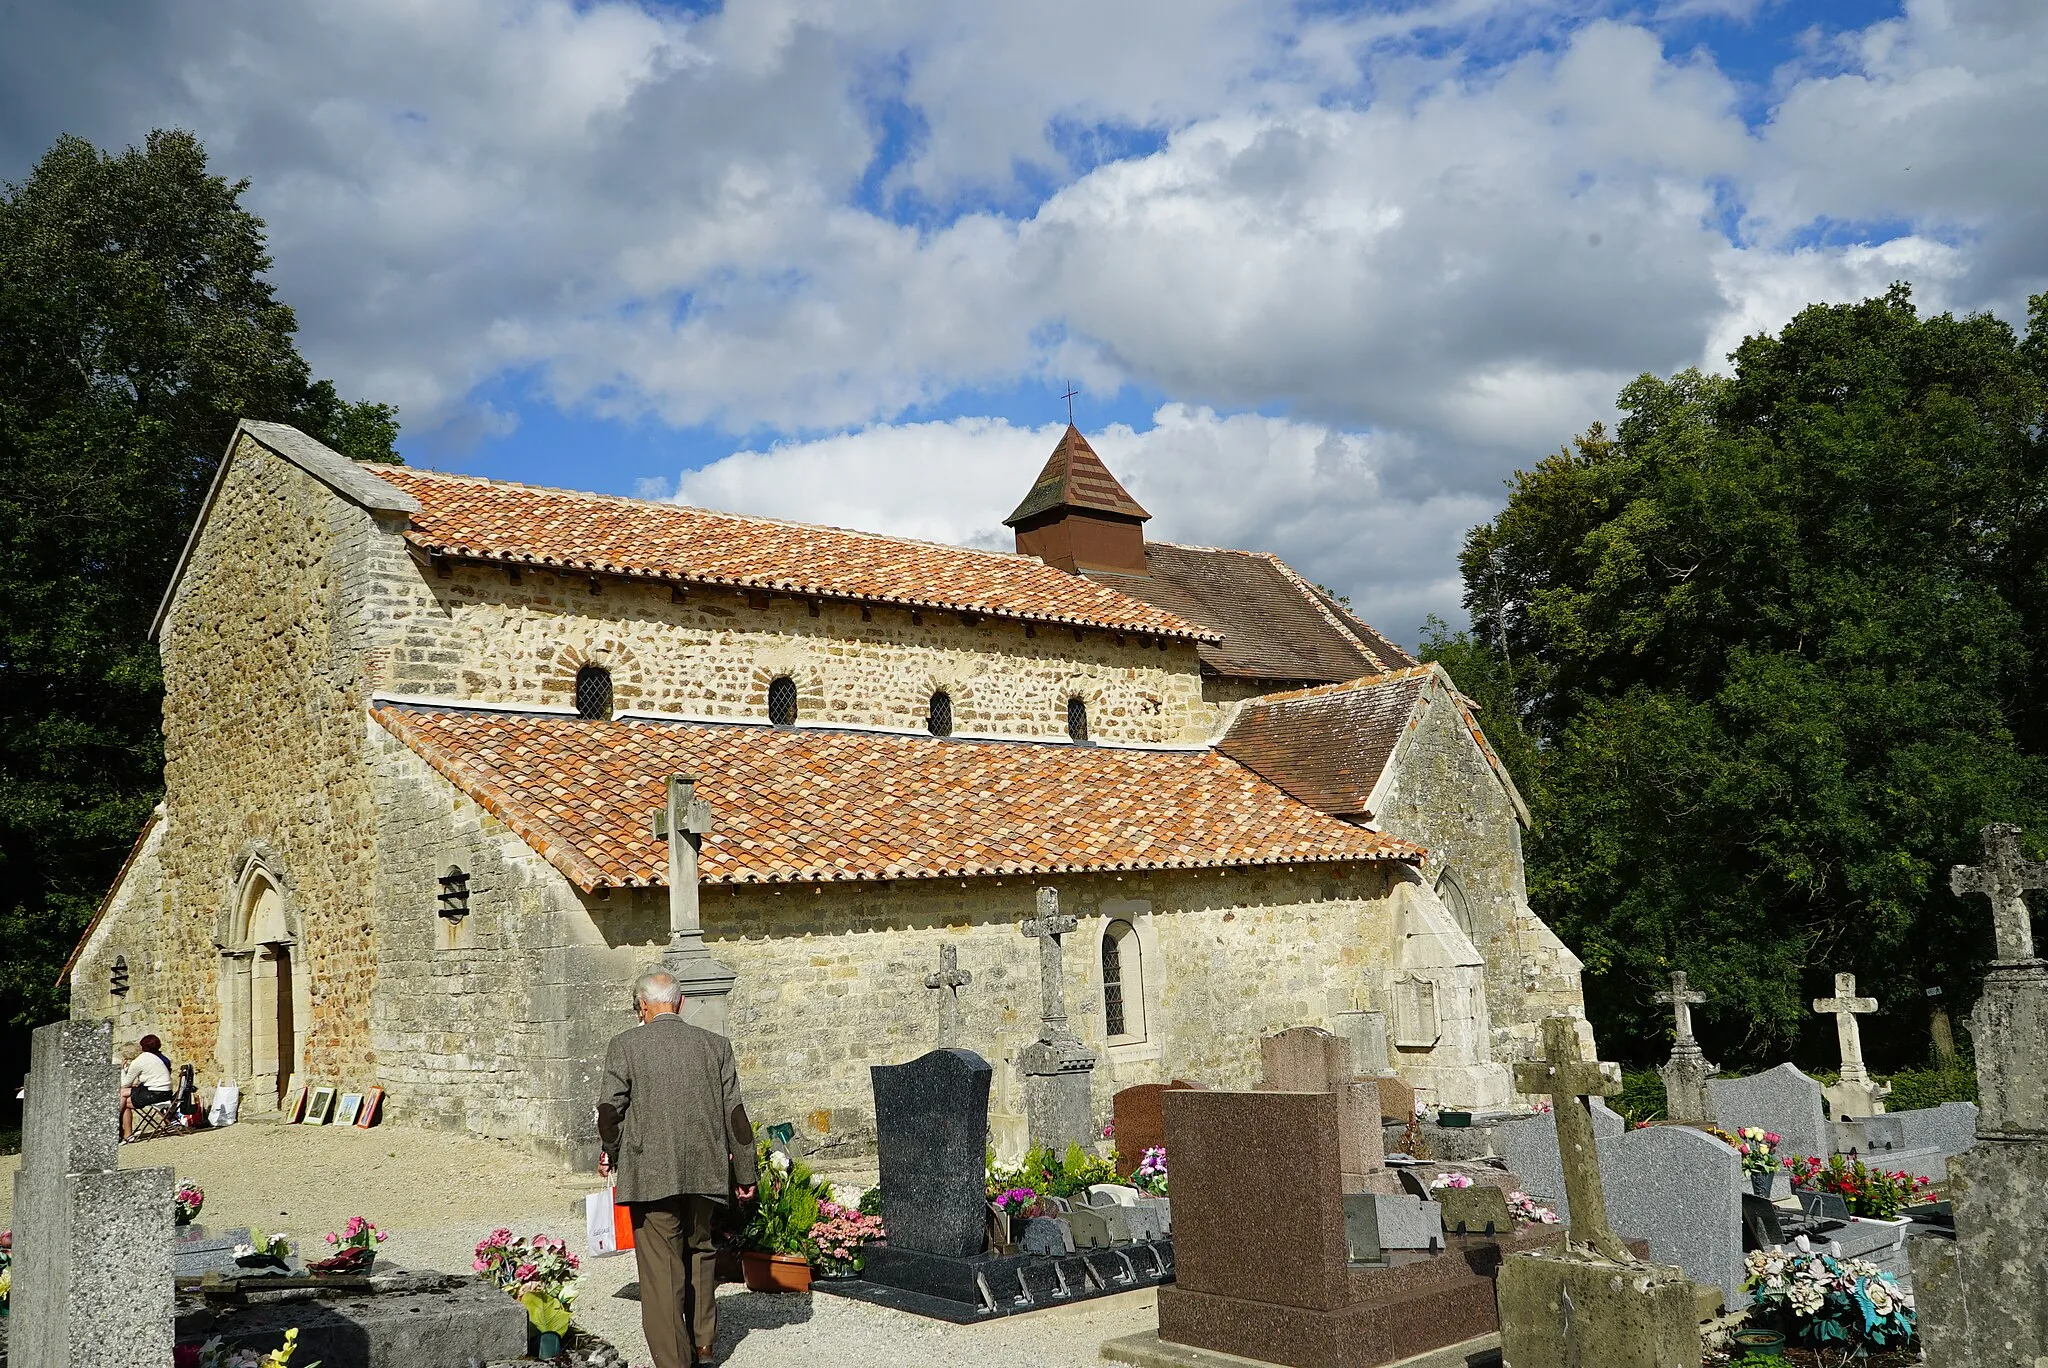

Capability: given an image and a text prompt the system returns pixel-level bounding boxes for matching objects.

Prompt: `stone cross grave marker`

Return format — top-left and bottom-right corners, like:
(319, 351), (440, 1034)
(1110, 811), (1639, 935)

(650, 774), (736, 1033)
(1513, 1016), (1630, 1264)
(1654, 971), (1717, 1124)
(1952, 821), (2047, 964)
(924, 942), (972, 1049)
(1018, 888), (1097, 1151)
(11, 1017), (175, 1368)
(1813, 972), (1889, 1117)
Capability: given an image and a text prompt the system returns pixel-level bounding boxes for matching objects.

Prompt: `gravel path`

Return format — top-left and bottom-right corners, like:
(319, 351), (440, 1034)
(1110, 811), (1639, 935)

(0, 1115), (1155, 1367)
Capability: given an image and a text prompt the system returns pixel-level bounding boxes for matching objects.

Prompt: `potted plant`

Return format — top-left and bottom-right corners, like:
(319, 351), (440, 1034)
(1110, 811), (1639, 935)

(806, 1200), (884, 1279)
(233, 1227), (293, 1273)
(1734, 1128), (1786, 1197)
(174, 1182), (205, 1227)
(1742, 1240), (1915, 1356)
(309, 1215), (388, 1274)
(1786, 1154), (1934, 1221)
(988, 1186), (1038, 1252)
(739, 1143), (832, 1293)
(473, 1228), (582, 1356)
(1132, 1148), (1168, 1197)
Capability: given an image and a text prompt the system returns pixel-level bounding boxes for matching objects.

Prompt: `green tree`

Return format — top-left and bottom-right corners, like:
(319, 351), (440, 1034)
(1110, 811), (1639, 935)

(1460, 286), (2048, 1069)
(0, 130), (398, 1081)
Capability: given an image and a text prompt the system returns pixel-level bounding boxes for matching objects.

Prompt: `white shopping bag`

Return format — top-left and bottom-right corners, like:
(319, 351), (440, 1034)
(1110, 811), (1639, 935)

(206, 1084), (240, 1128)
(586, 1178), (634, 1257)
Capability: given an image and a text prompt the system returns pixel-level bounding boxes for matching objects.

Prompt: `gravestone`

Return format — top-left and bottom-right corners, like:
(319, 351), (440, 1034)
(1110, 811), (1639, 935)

(652, 776), (737, 1033)
(1260, 1027), (1349, 1092)
(1341, 1193), (1443, 1259)
(1434, 1185), (1513, 1237)
(1257, 1028), (1390, 1193)
(1600, 1123), (1746, 1310)
(1708, 1063), (1829, 1165)
(870, 1048), (992, 1259)
(172, 1227), (265, 1281)
(1912, 823), (2048, 1367)
(1150, 1087), (1556, 1367)
(924, 943), (972, 1049)
(10, 1017), (175, 1368)
(1496, 1017), (1705, 1368)
(1110, 1080), (1202, 1179)
(1494, 1098), (1626, 1225)
(1894, 1101), (1979, 1157)
(1331, 1010), (1392, 1076)
(1813, 972), (1890, 1118)
(1017, 888), (1098, 1152)
(1653, 971), (1717, 1124)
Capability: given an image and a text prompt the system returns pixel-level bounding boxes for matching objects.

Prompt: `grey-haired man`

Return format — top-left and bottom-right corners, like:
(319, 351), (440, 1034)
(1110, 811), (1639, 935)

(598, 970), (756, 1368)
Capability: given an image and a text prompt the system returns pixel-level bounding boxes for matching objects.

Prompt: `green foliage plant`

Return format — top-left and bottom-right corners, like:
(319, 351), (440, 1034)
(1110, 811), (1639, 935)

(742, 1143), (831, 1257)
(0, 130), (400, 1062)
(1613, 1069), (1670, 1126)
(1882, 1066), (1978, 1112)
(1450, 285), (2048, 1068)
(986, 1143), (1117, 1201)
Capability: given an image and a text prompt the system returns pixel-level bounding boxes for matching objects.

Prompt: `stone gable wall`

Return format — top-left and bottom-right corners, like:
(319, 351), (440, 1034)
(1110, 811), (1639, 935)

(69, 816), (170, 1049)
(136, 436), (394, 1091)
(1370, 675), (1585, 1067)
(364, 560), (1215, 745)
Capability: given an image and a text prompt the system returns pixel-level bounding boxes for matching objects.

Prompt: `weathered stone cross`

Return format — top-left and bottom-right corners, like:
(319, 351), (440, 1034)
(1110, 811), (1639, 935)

(1653, 970), (1707, 1047)
(1021, 887), (1081, 1047)
(652, 774), (717, 951)
(1952, 822), (2047, 963)
(1812, 972), (1879, 1085)
(1514, 1016), (1631, 1263)
(924, 943), (972, 1048)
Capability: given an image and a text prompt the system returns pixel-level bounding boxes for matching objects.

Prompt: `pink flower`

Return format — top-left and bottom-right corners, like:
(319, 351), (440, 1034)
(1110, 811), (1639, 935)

(376, 1231), (388, 1242)
(326, 1232), (339, 1244)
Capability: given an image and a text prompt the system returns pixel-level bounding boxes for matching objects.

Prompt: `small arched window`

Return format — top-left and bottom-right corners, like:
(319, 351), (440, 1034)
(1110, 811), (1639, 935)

(1066, 696), (1089, 744)
(1101, 919), (1145, 1042)
(927, 690), (954, 737)
(768, 675), (798, 727)
(575, 666), (613, 720)
(1435, 868), (1474, 939)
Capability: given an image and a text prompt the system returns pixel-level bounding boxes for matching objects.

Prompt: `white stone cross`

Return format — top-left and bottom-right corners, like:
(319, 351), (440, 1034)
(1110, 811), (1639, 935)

(1812, 972), (1879, 1084)
(1513, 1016), (1630, 1264)
(1951, 823), (2047, 963)
(1653, 970), (1707, 1046)
(651, 774), (716, 950)
(924, 943), (973, 1048)
(1021, 887), (1080, 1046)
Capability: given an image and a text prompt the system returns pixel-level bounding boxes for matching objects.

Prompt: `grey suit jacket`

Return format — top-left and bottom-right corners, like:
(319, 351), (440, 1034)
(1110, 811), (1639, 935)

(597, 1014), (756, 1204)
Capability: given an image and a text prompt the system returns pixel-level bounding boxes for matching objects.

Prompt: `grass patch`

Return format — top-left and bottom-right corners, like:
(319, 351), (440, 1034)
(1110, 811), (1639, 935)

(0, 1125), (21, 1156)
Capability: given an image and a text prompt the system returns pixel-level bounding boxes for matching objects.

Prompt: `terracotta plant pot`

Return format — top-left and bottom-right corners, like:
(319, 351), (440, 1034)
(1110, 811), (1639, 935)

(739, 1250), (813, 1294)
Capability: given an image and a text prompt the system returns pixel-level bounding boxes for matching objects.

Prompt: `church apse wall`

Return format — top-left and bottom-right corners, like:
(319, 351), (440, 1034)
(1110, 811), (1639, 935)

(364, 560), (1215, 746)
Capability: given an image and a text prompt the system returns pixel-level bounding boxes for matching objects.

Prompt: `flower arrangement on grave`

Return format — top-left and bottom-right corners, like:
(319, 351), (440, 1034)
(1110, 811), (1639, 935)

(988, 1143), (1118, 1201)
(1743, 1240), (1915, 1352)
(1132, 1147), (1168, 1197)
(473, 1228), (583, 1334)
(740, 1142), (834, 1257)
(990, 1186), (1039, 1217)
(1734, 1127), (1782, 1176)
(806, 1200), (885, 1276)
(1428, 1172), (1474, 1191)
(187, 1326), (318, 1368)
(233, 1225), (293, 1266)
(1784, 1154), (1935, 1221)
(307, 1215), (389, 1273)
(1506, 1191), (1558, 1224)
(174, 1181), (205, 1225)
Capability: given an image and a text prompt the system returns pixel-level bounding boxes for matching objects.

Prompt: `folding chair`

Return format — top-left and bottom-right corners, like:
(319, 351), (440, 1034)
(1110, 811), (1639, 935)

(127, 1098), (186, 1142)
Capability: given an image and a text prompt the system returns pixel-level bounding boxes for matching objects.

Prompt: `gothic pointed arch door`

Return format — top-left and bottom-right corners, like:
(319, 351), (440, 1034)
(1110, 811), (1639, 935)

(222, 863), (305, 1107)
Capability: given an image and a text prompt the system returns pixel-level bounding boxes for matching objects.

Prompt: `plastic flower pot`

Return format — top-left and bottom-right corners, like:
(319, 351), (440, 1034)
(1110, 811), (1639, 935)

(536, 1330), (563, 1358)
(1749, 1173), (1791, 1200)
(1437, 1111), (1473, 1128)
(740, 1250), (813, 1293)
(1729, 1327), (1785, 1357)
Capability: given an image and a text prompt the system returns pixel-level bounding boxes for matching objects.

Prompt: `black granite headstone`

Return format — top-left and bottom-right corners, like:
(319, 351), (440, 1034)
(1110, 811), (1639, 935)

(871, 1048), (992, 1259)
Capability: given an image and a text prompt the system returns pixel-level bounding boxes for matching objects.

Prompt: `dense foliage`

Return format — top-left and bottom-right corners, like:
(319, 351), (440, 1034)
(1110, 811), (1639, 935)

(1433, 287), (2048, 1069)
(0, 130), (398, 1083)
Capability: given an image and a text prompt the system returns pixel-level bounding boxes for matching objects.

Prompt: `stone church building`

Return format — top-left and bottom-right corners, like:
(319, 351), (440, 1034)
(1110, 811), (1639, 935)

(68, 419), (1588, 1162)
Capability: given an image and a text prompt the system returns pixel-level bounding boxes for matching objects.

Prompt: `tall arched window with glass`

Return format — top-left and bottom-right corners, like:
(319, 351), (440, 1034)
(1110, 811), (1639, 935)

(1101, 919), (1145, 1042)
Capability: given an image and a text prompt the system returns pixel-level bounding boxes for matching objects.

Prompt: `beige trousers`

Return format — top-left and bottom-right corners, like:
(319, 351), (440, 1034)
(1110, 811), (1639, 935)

(630, 1195), (718, 1368)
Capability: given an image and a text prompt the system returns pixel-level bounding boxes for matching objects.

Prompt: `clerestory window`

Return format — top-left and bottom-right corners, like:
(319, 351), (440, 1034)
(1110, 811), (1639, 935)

(768, 675), (798, 727)
(575, 666), (613, 720)
(927, 690), (953, 737)
(1067, 696), (1089, 744)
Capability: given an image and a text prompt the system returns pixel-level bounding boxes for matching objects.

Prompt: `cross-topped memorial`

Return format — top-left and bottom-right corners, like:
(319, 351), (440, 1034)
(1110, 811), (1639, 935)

(1952, 822), (2047, 964)
(650, 774), (737, 1033)
(1513, 1016), (1631, 1263)
(1813, 971), (1888, 1118)
(924, 942), (972, 1048)
(1653, 970), (1716, 1123)
(1017, 887), (1096, 1151)
(1653, 971), (1706, 1047)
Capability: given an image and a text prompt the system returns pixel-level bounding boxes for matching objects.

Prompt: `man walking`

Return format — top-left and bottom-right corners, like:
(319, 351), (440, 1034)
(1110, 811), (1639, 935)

(598, 970), (756, 1367)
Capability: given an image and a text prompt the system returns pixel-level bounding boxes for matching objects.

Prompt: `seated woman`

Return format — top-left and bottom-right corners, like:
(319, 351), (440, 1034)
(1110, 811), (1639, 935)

(119, 1034), (174, 1139)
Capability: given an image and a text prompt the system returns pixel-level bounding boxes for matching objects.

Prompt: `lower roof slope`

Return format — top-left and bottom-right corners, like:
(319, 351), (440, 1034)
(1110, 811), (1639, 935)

(373, 706), (1422, 892)
(1092, 543), (1417, 684)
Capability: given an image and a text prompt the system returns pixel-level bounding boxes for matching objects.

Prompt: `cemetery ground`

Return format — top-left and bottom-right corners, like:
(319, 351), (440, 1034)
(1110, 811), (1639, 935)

(0, 1112), (1154, 1367)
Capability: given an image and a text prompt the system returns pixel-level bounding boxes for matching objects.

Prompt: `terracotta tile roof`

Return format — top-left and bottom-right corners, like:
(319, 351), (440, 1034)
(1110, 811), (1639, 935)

(372, 705), (1421, 891)
(366, 466), (1214, 642)
(1005, 425), (1152, 526)
(1217, 667), (1435, 817)
(1091, 543), (1418, 683)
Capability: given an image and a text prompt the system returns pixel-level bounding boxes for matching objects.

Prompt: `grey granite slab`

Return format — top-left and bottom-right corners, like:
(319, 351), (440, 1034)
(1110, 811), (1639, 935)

(1709, 1063), (1829, 1164)
(870, 1048), (992, 1259)
(1600, 1123), (1747, 1309)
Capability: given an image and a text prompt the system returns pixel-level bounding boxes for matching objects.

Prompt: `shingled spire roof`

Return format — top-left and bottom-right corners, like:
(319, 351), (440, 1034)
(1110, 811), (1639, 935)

(1005, 424), (1151, 527)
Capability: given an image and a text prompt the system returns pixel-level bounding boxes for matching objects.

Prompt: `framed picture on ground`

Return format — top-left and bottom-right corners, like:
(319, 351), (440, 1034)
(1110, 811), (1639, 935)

(334, 1093), (363, 1127)
(304, 1086), (335, 1126)
(356, 1087), (385, 1129)
(281, 1087), (307, 1123)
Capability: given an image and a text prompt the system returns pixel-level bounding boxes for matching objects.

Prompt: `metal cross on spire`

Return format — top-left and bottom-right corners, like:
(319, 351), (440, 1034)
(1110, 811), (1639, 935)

(1061, 387), (1080, 424)
(1952, 823), (2047, 963)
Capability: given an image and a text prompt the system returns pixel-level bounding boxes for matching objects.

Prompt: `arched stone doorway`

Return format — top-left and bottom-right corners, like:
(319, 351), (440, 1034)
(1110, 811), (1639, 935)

(218, 857), (309, 1107)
